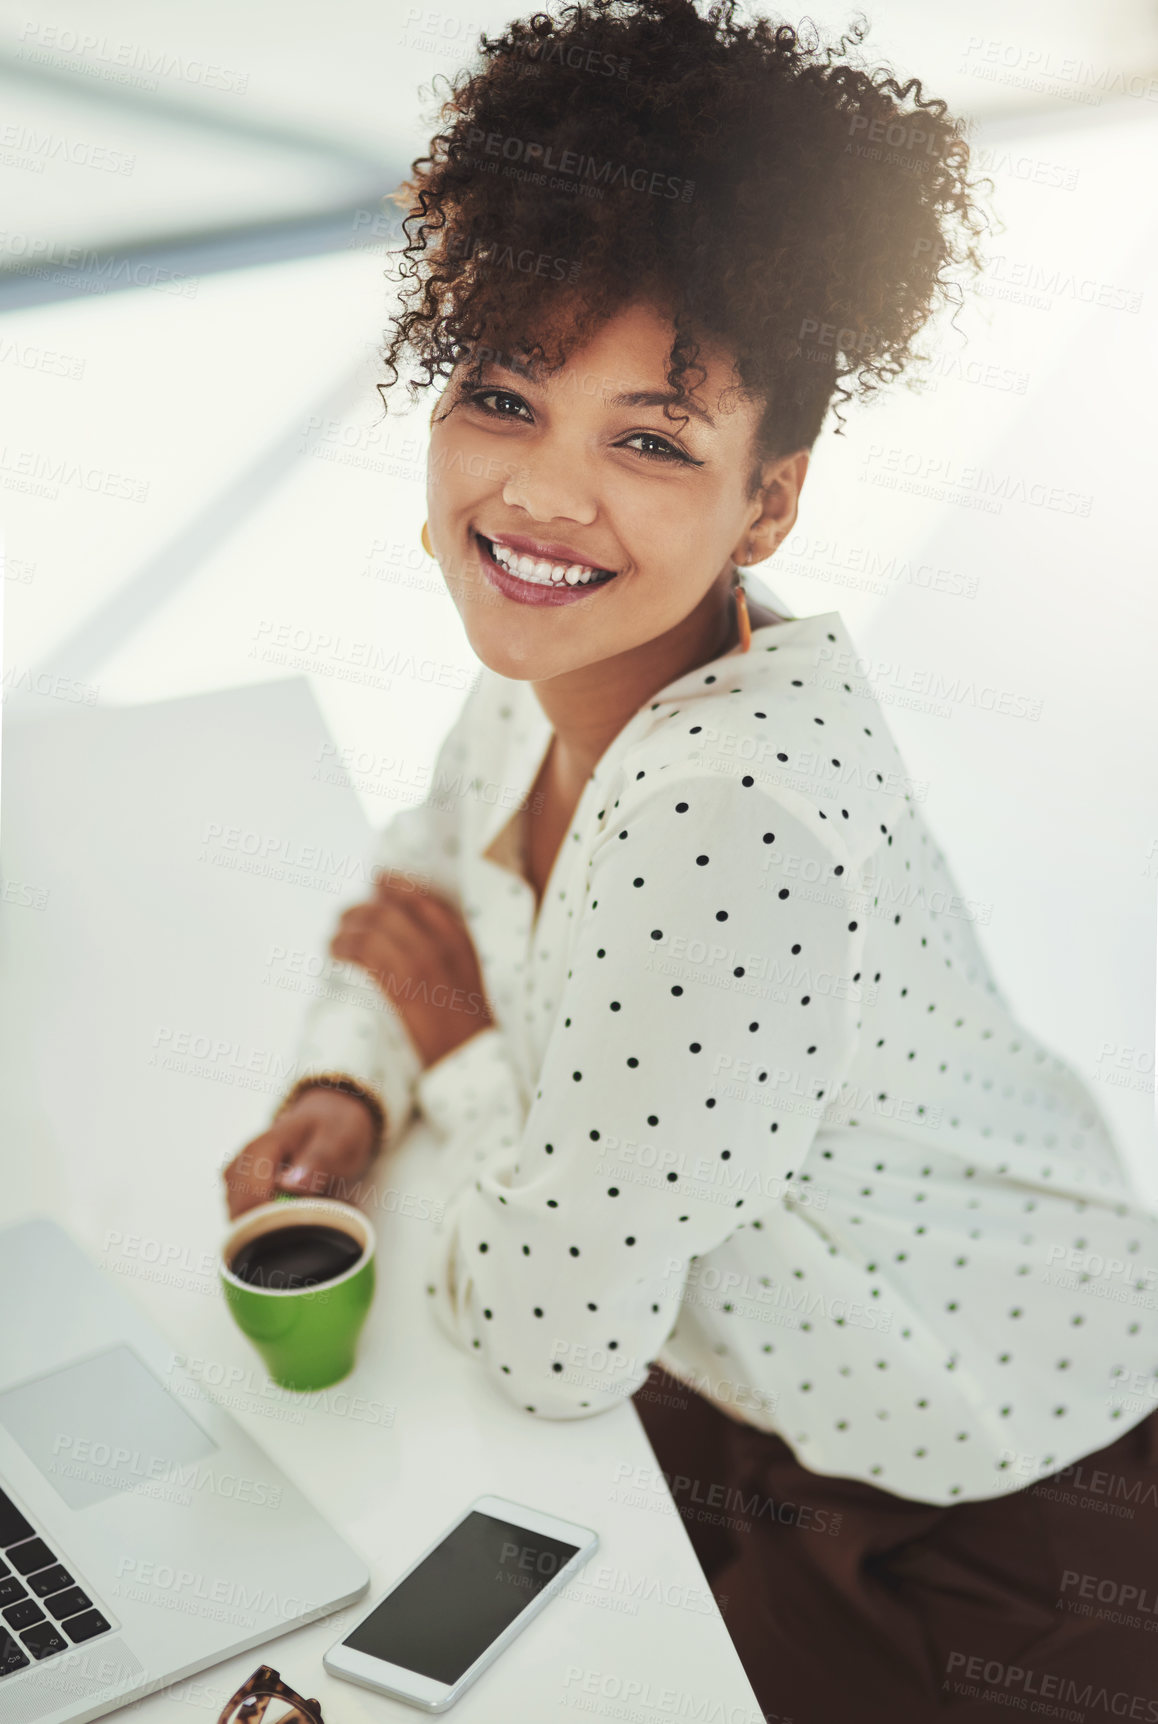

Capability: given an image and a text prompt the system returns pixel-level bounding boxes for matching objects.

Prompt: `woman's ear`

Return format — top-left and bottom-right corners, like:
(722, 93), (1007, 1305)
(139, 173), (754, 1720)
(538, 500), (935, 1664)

(739, 449), (810, 563)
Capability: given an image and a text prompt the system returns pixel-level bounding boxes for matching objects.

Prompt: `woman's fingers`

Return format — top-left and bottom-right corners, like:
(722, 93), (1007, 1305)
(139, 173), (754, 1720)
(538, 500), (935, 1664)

(223, 1118), (306, 1218)
(331, 925), (413, 999)
(330, 902), (414, 973)
(329, 891), (464, 981)
(333, 900), (413, 946)
(344, 883), (462, 948)
(324, 885), (489, 1064)
(335, 899), (429, 949)
(275, 1112), (376, 1204)
(374, 873), (461, 936)
(395, 890), (462, 940)
(276, 1143), (365, 1203)
(374, 883), (475, 959)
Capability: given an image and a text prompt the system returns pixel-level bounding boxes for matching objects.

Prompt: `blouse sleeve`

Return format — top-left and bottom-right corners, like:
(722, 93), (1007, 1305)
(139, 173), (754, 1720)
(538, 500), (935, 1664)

(280, 678), (482, 1154)
(420, 768), (867, 1417)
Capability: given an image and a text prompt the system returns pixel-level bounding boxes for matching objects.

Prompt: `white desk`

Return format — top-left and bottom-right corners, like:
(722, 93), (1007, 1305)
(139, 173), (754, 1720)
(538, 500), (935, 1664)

(0, 679), (763, 1722)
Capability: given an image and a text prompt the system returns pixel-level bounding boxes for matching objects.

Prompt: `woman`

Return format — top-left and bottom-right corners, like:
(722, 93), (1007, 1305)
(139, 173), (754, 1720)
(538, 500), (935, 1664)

(224, 2), (1158, 1715)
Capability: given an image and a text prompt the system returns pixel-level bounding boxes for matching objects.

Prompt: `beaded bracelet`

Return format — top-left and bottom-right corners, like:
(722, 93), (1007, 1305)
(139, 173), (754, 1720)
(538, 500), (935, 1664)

(275, 1072), (387, 1158)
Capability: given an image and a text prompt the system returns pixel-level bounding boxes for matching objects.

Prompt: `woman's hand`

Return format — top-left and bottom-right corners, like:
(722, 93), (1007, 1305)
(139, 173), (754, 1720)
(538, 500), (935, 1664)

(222, 1087), (378, 1219)
(329, 870), (495, 1069)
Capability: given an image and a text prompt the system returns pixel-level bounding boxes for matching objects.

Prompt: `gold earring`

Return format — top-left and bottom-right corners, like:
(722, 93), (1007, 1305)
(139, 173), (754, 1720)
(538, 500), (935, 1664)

(420, 520), (433, 558)
(733, 567), (752, 654)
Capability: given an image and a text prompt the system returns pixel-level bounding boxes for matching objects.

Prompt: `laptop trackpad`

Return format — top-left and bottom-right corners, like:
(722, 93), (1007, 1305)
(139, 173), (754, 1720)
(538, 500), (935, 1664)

(0, 1345), (217, 1510)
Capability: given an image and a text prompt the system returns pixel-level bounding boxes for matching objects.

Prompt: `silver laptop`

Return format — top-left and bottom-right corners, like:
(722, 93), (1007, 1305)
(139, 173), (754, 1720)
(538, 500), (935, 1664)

(0, 1218), (370, 1724)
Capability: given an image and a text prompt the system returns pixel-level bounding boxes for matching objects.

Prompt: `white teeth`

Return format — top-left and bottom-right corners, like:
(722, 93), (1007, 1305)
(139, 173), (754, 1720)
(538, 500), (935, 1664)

(486, 537), (611, 587)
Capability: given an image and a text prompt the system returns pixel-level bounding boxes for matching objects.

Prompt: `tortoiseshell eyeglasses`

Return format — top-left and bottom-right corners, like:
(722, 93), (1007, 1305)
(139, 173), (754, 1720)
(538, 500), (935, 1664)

(216, 1664), (326, 1724)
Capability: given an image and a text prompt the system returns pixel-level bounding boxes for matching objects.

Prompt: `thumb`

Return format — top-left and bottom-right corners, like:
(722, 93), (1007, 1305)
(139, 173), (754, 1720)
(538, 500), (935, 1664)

(275, 1129), (337, 1198)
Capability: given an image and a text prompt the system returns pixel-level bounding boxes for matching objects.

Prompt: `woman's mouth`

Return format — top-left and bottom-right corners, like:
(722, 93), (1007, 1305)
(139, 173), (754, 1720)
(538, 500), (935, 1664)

(473, 531), (620, 608)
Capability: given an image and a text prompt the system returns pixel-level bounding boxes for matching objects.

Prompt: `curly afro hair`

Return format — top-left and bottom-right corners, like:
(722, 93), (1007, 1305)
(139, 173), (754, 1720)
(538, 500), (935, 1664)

(380, 0), (990, 490)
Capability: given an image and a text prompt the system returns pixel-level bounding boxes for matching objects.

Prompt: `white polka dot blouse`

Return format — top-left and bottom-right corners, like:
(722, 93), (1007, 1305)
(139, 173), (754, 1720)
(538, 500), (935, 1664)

(290, 572), (1158, 1506)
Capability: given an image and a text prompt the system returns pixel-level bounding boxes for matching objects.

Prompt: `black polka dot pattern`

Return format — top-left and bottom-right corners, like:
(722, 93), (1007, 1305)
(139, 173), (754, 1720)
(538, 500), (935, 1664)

(290, 608), (1158, 1506)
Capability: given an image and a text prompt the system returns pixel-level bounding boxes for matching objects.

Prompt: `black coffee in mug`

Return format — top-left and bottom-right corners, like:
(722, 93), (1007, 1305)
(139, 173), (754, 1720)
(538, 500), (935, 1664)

(229, 1223), (363, 1292)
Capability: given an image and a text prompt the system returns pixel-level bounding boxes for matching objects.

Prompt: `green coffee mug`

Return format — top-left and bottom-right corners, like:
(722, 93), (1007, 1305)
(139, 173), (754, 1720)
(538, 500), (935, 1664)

(220, 1197), (376, 1391)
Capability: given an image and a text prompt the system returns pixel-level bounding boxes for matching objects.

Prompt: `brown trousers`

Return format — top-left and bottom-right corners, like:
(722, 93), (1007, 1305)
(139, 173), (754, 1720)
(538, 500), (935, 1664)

(633, 1364), (1158, 1722)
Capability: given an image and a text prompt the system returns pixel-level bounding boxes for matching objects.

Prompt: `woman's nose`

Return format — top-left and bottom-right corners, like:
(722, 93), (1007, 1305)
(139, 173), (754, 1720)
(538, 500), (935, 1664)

(500, 453), (599, 528)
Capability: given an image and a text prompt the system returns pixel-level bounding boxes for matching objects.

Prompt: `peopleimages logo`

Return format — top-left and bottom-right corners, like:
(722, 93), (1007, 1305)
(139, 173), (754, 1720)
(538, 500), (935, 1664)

(943, 1649), (1158, 1716)
(462, 127), (695, 200)
(114, 1559), (304, 1619)
(446, 229), (581, 282)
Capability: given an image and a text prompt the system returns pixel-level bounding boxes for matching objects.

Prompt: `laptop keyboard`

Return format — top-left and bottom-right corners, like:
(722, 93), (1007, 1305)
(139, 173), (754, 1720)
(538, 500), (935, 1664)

(0, 1486), (111, 1677)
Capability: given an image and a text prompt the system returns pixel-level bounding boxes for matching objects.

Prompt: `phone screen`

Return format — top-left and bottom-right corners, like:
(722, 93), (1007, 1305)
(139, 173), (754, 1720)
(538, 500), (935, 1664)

(342, 1510), (580, 1686)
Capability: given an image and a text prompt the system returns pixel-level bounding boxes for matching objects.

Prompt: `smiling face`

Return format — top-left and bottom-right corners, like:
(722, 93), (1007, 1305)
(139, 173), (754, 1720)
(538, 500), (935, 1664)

(425, 298), (808, 682)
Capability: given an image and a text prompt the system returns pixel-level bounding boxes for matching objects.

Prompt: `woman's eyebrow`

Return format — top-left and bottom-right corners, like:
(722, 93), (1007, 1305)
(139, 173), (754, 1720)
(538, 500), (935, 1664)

(478, 358), (715, 429)
(608, 388), (716, 429)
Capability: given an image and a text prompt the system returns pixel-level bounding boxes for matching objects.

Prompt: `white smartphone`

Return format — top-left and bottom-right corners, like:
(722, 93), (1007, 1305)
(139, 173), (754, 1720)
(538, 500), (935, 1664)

(322, 1493), (598, 1712)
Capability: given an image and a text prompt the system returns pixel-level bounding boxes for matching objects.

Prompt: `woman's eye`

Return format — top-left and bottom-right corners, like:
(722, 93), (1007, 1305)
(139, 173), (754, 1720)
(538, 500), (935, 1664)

(619, 431), (691, 465)
(466, 388), (530, 420)
(465, 390), (690, 465)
